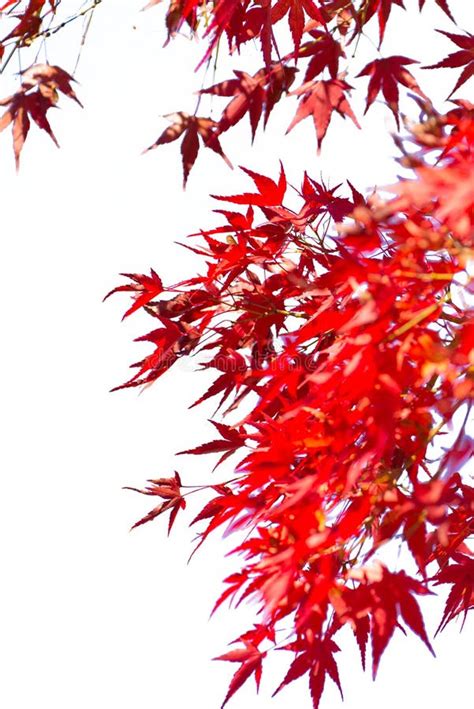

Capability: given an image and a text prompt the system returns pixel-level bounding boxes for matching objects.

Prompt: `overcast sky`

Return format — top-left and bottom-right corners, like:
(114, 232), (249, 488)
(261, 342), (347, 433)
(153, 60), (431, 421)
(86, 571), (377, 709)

(1, 1), (472, 708)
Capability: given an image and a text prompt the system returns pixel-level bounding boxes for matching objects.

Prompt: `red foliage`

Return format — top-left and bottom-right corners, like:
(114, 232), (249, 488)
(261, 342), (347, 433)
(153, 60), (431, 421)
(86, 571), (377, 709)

(1, 1), (472, 708)
(0, 63), (80, 168)
(109, 96), (473, 706)
(357, 55), (426, 127)
(425, 30), (474, 97)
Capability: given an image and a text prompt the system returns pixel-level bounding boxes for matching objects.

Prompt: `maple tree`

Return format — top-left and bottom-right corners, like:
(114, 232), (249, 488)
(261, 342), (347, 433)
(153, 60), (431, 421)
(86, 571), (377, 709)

(2, 1), (473, 708)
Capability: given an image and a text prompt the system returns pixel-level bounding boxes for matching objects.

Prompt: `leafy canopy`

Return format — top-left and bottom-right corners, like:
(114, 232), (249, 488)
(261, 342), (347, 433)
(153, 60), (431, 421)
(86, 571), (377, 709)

(2, 2), (472, 708)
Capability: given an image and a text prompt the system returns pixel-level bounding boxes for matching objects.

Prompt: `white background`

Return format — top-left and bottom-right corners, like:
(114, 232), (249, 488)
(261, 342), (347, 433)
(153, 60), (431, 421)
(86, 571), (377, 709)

(1, 1), (472, 708)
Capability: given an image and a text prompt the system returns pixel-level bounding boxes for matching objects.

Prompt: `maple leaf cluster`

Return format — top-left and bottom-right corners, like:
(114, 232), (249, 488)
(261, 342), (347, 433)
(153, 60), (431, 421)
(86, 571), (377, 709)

(0, 1), (85, 166)
(1, 1), (472, 178)
(2, 1), (473, 708)
(0, 63), (81, 167)
(139, 0), (473, 184)
(109, 99), (474, 707)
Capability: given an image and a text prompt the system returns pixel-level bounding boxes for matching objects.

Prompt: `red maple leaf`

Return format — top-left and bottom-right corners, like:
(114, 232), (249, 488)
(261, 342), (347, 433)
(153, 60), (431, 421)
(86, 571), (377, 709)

(424, 30), (474, 97)
(20, 64), (82, 105)
(111, 320), (182, 391)
(212, 164), (287, 208)
(288, 78), (360, 149)
(0, 63), (81, 168)
(215, 647), (264, 709)
(273, 633), (343, 709)
(295, 30), (345, 81)
(200, 63), (296, 141)
(338, 565), (434, 678)
(353, 0), (406, 46)
(433, 553), (474, 633)
(124, 471), (186, 534)
(178, 420), (247, 470)
(271, 0), (324, 53)
(104, 269), (164, 320)
(357, 56), (426, 127)
(144, 112), (231, 185)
